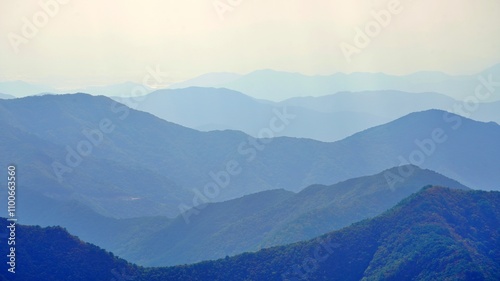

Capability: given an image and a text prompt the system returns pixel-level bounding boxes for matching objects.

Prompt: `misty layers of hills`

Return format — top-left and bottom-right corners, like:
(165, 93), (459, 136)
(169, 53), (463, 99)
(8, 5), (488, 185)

(1, 94), (499, 217)
(2, 64), (500, 143)
(113, 87), (500, 142)
(3, 63), (500, 101)
(0, 87), (499, 280)
(1, 187), (499, 280)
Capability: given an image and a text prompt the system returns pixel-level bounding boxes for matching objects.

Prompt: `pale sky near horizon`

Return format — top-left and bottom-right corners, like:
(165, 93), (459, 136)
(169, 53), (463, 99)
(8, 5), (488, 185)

(1, 0), (499, 89)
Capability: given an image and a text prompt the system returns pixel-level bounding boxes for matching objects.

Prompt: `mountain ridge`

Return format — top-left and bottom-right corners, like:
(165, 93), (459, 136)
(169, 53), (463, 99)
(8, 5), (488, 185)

(126, 165), (469, 266)
(115, 87), (500, 142)
(162, 63), (500, 102)
(0, 94), (499, 222)
(2, 186), (498, 280)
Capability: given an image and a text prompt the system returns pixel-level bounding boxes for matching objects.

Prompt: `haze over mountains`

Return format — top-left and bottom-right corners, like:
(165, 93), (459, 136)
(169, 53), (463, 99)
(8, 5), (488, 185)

(114, 87), (388, 142)
(14, 164), (468, 267)
(3, 0), (499, 278)
(168, 63), (500, 102)
(3, 64), (498, 145)
(0, 93), (14, 99)
(3, 187), (498, 281)
(115, 166), (469, 266)
(0, 89), (498, 279)
(0, 94), (499, 223)
(116, 87), (500, 142)
(0, 81), (151, 98)
(0, 84), (498, 280)
(2, 79), (499, 143)
(0, 81), (57, 97)
(2, 63), (500, 102)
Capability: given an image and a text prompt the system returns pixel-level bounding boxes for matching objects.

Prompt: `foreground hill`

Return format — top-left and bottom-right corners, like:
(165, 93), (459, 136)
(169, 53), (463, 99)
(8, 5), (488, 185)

(143, 187), (500, 280)
(13, 166), (470, 267)
(1, 187), (498, 280)
(0, 94), (499, 221)
(124, 166), (469, 266)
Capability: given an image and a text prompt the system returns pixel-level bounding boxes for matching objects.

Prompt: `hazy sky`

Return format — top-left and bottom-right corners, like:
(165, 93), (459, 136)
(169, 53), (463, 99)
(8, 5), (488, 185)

(1, 0), (499, 88)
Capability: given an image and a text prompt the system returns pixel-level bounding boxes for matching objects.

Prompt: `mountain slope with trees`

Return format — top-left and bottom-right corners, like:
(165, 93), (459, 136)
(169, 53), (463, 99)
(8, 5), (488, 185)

(0, 94), (498, 222)
(2, 187), (498, 280)
(127, 166), (469, 266)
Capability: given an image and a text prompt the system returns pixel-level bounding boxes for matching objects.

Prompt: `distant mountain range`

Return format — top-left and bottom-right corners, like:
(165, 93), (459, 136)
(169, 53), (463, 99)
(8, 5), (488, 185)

(114, 87), (388, 142)
(72, 81), (154, 97)
(3, 186), (498, 280)
(279, 90), (500, 125)
(3, 82), (499, 143)
(2, 63), (500, 102)
(0, 94), (499, 222)
(115, 87), (500, 142)
(0, 93), (15, 99)
(168, 63), (500, 102)
(0, 81), (57, 97)
(0, 81), (151, 97)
